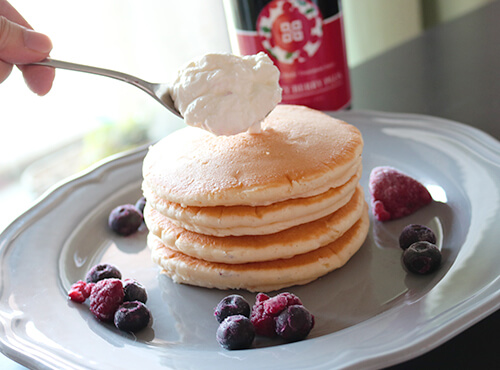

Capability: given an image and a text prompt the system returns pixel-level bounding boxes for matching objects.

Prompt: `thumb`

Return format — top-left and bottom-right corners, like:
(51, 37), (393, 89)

(0, 15), (52, 64)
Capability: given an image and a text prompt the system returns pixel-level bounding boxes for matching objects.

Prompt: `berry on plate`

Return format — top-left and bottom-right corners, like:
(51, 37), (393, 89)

(274, 305), (315, 342)
(399, 224), (437, 250)
(114, 301), (151, 332)
(402, 241), (442, 274)
(214, 294), (251, 323)
(68, 280), (94, 303)
(216, 315), (255, 350)
(250, 292), (308, 338)
(123, 278), (148, 304)
(108, 204), (143, 236)
(89, 278), (124, 321)
(85, 263), (122, 283)
(369, 166), (433, 221)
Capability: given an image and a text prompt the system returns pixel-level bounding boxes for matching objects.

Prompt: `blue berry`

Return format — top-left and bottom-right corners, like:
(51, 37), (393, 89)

(108, 204), (143, 236)
(123, 279), (148, 303)
(274, 305), (314, 342)
(214, 294), (251, 323)
(85, 263), (122, 283)
(402, 241), (442, 274)
(114, 301), (151, 332)
(399, 224), (436, 250)
(216, 315), (255, 350)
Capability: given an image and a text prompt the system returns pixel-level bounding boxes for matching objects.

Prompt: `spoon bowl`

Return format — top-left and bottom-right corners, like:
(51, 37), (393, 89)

(29, 58), (182, 118)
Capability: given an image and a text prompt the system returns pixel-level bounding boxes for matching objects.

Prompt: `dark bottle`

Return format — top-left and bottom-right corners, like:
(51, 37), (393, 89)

(224, 0), (351, 111)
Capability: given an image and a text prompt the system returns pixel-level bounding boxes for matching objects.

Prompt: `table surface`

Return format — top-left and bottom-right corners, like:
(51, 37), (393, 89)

(1, 1), (499, 369)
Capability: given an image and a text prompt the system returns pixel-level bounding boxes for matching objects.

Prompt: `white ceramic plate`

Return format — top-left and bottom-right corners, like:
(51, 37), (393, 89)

(1, 111), (499, 369)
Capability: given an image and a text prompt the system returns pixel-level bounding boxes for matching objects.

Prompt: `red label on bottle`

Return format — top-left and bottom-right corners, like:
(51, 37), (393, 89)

(233, 0), (350, 111)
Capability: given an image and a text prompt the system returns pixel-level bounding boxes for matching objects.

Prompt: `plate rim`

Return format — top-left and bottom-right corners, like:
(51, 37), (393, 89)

(1, 110), (499, 369)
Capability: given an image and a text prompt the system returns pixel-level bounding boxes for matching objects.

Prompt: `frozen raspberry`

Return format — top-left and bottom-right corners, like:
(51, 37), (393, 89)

(108, 204), (143, 236)
(275, 305), (314, 342)
(369, 166), (433, 222)
(89, 278), (124, 321)
(255, 292), (269, 303)
(85, 263), (122, 283)
(250, 293), (275, 337)
(214, 294), (251, 323)
(250, 292), (302, 337)
(263, 292), (302, 315)
(216, 315), (255, 350)
(250, 299), (276, 337)
(399, 224), (436, 250)
(114, 301), (151, 332)
(123, 279), (148, 303)
(68, 280), (94, 303)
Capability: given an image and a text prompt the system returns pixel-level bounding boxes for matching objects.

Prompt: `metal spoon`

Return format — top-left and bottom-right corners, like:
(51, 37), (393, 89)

(29, 58), (182, 118)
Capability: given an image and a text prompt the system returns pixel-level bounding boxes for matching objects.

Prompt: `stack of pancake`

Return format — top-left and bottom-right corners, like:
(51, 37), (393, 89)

(142, 105), (369, 292)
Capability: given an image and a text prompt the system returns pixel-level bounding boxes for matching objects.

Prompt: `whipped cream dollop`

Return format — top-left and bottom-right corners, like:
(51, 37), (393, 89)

(170, 52), (282, 136)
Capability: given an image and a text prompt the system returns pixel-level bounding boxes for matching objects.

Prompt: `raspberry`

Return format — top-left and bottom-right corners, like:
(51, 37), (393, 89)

(250, 292), (302, 337)
(89, 279), (124, 321)
(263, 292), (302, 315)
(369, 166), (432, 221)
(68, 280), (94, 303)
(255, 292), (269, 303)
(251, 302), (275, 337)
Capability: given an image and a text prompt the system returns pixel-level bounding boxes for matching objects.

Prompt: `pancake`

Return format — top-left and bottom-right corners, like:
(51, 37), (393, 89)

(146, 185), (366, 263)
(148, 206), (369, 292)
(142, 104), (363, 207)
(144, 164), (361, 236)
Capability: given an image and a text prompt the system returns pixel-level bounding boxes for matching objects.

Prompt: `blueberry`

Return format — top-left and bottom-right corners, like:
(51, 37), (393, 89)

(274, 305), (314, 342)
(85, 263), (122, 283)
(214, 294), (251, 323)
(402, 241), (442, 274)
(399, 224), (436, 250)
(114, 301), (151, 332)
(216, 315), (255, 350)
(123, 279), (148, 303)
(108, 204), (143, 236)
(135, 197), (147, 215)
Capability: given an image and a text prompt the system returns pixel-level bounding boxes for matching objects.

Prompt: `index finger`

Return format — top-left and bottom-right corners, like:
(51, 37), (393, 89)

(0, 0), (32, 29)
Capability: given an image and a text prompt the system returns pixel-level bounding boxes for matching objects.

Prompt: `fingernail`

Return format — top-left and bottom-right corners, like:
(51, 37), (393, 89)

(23, 29), (53, 53)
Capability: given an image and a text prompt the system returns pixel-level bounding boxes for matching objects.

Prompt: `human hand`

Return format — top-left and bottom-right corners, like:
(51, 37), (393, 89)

(0, 0), (55, 95)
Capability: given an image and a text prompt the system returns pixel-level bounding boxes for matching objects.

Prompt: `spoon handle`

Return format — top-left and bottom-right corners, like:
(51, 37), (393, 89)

(30, 58), (156, 94)
(29, 58), (182, 118)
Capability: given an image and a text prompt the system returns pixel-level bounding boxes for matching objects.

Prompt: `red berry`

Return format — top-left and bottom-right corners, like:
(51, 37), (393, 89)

(369, 166), (432, 221)
(250, 292), (303, 337)
(68, 280), (94, 303)
(263, 292), (302, 315)
(250, 300), (276, 337)
(89, 279), (124, 321)
(255, 292), (269, 303)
